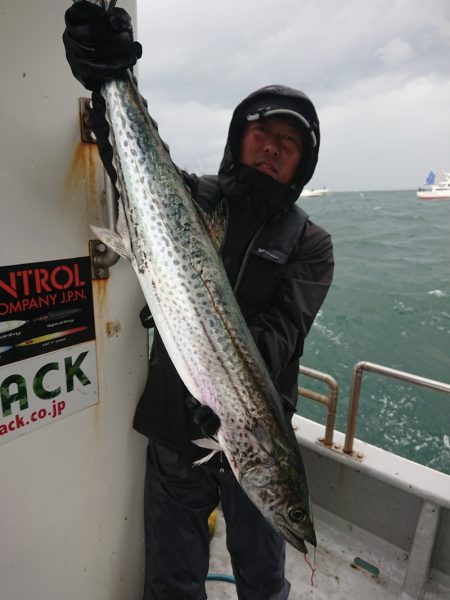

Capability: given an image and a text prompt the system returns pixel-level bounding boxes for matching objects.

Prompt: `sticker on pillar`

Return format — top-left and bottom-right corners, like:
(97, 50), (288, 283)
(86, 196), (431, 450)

(0, 257), (97, 444)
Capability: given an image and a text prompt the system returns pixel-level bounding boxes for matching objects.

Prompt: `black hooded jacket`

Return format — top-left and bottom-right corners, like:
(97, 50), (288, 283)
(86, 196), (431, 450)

(91, 84), (334, 462)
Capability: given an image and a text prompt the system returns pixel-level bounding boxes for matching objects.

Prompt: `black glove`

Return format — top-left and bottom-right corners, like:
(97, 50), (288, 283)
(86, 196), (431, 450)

(139, 304), (155, 329)
(186, 395), (221, 437)
(63, 0), (142, 91)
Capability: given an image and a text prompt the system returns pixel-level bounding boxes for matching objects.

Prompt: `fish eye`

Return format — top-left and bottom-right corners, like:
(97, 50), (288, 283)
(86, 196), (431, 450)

(288, 507), (306, 523)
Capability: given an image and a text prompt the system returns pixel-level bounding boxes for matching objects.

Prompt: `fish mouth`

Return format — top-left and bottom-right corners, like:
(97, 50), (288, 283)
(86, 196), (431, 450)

(278, 524), (308, 553)
(277, 515), (317, 554)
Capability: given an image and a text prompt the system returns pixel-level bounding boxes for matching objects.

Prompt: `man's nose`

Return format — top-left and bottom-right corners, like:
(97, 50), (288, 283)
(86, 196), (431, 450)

(263, 138), (280, 155)
(263, 134), (281, 155)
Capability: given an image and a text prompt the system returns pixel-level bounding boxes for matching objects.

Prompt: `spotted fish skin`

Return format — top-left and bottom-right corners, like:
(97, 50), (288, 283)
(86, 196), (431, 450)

(90, 66), (316, 552)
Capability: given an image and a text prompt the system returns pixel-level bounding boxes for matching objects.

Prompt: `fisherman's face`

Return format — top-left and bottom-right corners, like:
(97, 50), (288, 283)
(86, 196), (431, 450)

(239, 116), (304, 185)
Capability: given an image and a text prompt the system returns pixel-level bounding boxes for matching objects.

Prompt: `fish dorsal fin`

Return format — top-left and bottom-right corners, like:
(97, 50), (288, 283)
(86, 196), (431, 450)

(90, 189), (133, 260)
(194, 199), (228, 251)
(90, 224), (131, 261)
(116, 202), (131, 251)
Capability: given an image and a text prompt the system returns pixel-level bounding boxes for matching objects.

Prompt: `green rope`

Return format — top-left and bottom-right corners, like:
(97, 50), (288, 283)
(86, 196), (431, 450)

(206, 573), (236, 584)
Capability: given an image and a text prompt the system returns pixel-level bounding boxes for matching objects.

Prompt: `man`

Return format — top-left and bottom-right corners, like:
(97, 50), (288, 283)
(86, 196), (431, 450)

(63, 3), (334, 599)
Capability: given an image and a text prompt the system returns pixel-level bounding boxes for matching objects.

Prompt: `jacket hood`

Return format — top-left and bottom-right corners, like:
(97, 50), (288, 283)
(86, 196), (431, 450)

(218, 84), (321, 204)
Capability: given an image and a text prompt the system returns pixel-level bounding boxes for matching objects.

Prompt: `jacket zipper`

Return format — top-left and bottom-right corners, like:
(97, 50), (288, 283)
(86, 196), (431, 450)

(233, 221), (266, 294)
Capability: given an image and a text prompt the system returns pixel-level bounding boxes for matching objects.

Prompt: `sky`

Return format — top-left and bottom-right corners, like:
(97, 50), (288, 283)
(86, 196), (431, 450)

(136, 0), (450, 191)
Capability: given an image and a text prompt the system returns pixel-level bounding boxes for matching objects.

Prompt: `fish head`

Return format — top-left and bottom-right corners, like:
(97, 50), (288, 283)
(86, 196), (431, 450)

(275, 501), (316, 553)
(238, 442), (316, 554)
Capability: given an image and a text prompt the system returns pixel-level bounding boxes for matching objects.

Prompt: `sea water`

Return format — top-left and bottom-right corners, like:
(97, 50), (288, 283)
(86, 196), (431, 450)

(296, 190), (450, 475)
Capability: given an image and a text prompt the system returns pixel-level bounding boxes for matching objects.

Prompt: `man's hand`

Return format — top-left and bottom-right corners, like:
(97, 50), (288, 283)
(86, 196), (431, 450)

(186, 395), (221, 437)
(139, 305), (155, 329)
(63, 0), (142, 91)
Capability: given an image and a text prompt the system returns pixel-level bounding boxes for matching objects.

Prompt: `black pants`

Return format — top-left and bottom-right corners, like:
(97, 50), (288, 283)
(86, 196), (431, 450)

(143, 440), (290, 600)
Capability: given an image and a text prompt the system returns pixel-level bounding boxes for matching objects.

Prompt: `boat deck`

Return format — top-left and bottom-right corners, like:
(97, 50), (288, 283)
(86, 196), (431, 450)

(206, 504), (449, 600)
(205, 414), (450, 600)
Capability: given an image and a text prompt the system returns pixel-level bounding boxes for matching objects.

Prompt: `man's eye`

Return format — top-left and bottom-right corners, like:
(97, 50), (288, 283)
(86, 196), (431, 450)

(283, 135), (301, 149)
(284, 133), (300, 143)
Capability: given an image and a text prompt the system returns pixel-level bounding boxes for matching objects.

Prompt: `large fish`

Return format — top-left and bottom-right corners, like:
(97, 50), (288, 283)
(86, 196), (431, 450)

(81, 0), (316, 553)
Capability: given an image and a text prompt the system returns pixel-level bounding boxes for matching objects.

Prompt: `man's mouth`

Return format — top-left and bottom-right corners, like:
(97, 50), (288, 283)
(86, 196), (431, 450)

(255, 161), (278, 178)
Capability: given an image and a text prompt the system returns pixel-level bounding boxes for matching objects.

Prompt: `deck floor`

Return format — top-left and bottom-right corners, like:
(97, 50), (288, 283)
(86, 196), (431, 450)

(205, 505), (448, 600)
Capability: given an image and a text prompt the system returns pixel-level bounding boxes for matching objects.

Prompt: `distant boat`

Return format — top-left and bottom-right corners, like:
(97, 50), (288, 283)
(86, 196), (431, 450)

(300, 186), (329, 198)
(417, 170), (450, 200)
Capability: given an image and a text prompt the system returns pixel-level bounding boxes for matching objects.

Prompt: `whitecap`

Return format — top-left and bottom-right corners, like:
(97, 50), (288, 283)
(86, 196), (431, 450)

(393, 301), (414, 314)
(428, 290), (447, 297)
(311, 311), (342, 345)
(415, 442), (428, 451)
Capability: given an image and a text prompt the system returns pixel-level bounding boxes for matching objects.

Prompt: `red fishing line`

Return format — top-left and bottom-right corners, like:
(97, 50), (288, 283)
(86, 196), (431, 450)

(303, 547), (317, 586)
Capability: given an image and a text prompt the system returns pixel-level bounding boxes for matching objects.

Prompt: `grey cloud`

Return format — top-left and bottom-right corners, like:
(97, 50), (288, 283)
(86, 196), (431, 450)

(136, 0), (450, 190)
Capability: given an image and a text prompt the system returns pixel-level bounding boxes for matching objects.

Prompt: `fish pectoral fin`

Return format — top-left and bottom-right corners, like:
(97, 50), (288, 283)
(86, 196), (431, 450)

(249, 426), (274, 455)
(90, 225), (132, 260)
(241, 466), (273, 488)
(192, 437), (222, 465)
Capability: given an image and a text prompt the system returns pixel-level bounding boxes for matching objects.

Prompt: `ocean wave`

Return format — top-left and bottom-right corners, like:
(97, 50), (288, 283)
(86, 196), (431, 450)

(311, 310), (343, 346)
(393, 301), (414, 314)
(300, 190), (450, 474)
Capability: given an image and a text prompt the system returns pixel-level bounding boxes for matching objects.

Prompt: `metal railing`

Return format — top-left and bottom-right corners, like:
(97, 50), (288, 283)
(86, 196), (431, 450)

(299, 361), (450, 458)
(298, 365), (338, 447)
(343, 361), (450, 455)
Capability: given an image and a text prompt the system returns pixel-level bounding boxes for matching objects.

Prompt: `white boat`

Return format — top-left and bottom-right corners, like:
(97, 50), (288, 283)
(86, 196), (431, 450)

(1, 2), (449, 599)
(417, 170), (450, 200)
(301, 187), (329, 197)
